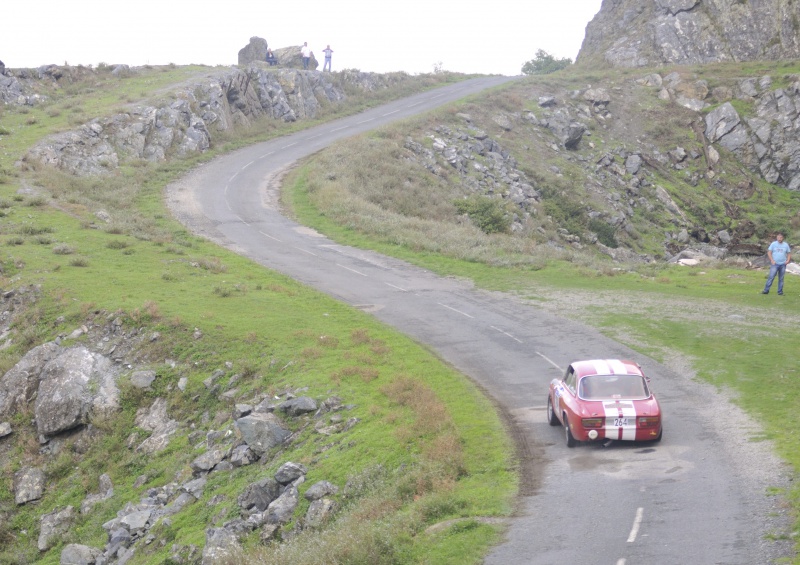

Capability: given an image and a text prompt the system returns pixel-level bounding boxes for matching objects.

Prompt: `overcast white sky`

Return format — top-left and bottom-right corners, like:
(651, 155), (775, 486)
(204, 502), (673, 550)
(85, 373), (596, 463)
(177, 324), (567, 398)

(2, 1), (602, 76)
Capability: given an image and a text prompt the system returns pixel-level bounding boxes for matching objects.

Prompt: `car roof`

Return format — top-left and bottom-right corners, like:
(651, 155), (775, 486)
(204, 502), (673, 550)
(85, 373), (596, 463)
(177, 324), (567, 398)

(570, 359), (643, 378)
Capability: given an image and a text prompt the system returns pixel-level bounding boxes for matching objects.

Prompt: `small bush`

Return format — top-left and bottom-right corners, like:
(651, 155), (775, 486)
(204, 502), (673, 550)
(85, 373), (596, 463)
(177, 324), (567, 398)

(522, 49), (572, 75)
(213, 286), (232, 297)
(19, 225), (54, 236)
(69, 257), (89, 267)
(25, 196), (46, 207)
(53, 244), (75, 255)
(195, 257), (227, 273)
(588, 219), (618, 248)
(453, 196), (511, 234)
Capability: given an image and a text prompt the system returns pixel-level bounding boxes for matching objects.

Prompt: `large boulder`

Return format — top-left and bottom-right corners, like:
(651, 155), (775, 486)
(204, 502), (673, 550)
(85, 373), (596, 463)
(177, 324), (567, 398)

(14, 466), (45, 504)
(238, 478), (281, 513)
(34, 346), (120, 437)
(39, 506), (75, 551)
(0, 342), (60, 419)
(234, 413), (290, 456)
(202, 528), (241, 565)
(238, 36), (269, 66)
(60, 544), (102, 565)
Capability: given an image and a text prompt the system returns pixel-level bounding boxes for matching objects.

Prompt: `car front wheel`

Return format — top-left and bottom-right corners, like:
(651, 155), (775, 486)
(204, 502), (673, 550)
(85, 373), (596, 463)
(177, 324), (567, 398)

(564, 415), (577, 448)
(547, 395), (559, 426)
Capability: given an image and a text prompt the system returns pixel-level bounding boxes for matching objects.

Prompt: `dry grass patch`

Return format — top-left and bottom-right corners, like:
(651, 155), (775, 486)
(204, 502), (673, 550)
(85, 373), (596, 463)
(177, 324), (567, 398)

(350, 328), (371, 344)
(301, 346), (323, 360)
(332, 366), (380, 384)
(382, 375), (458, 436)
(130, 300), (161, 322)
(194, 256), (227, 273)
(317, 335), (339, 348)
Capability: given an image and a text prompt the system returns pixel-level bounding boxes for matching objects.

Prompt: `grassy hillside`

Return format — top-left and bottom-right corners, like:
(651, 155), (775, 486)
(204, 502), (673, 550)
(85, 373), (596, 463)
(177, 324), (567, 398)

(284, 61), (800, 559)
(0, 65), (515, 564)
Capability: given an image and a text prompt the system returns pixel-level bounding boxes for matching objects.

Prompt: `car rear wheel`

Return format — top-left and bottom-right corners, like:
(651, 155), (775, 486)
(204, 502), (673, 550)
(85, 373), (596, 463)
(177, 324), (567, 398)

(547, 395), (559, 426)
(564, 415), (577, 448)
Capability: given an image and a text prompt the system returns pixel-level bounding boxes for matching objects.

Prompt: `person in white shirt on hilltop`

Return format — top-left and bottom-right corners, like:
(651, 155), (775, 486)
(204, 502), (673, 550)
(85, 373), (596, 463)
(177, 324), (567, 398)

(301, 42), (311, 70)
(322, 44), (333, 71)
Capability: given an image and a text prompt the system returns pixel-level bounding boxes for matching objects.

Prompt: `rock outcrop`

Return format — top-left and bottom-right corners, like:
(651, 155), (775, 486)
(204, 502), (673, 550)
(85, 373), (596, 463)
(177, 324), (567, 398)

(13, 64), (404, 176)
(578, 0), (800, 68)
(238, 36), (269, 66)
(22, 66), (339, 175)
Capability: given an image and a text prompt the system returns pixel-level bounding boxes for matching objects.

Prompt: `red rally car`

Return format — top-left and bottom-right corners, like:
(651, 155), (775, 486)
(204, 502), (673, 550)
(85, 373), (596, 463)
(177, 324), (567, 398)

(547, 359), (663, 447)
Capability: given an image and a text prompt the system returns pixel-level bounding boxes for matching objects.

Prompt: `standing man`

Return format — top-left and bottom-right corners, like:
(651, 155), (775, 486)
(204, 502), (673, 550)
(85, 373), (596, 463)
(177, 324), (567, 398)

(322, 44), (334, 71)
(301, 42), (311, 70)
(762, 232), (792, 295)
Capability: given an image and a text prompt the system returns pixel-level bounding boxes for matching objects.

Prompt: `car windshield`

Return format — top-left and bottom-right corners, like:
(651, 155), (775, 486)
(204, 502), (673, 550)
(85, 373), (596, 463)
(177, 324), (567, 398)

(579, 375), (649, 400)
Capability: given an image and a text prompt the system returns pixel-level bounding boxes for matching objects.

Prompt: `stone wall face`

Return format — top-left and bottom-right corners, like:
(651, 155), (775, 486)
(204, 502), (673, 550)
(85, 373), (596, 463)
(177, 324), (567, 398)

(578, 0), (800, 68)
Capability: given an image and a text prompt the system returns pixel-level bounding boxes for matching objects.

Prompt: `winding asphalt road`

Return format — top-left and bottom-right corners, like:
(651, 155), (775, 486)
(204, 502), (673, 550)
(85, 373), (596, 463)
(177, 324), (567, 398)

(166, 76), (790, 564)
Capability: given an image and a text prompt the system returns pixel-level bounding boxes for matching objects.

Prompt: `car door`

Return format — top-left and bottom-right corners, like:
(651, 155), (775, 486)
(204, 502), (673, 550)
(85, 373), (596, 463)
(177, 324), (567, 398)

(556, 365), (578, 424)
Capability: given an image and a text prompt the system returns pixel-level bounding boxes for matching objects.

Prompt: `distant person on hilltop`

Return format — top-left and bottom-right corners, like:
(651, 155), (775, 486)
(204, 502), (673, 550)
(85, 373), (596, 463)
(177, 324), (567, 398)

(762, 232), (792, 295)
(0, 60), (5, 76)
(301, 42), (311, 70)
(322, 45), (333, 71)
(266, 48), (277, 66)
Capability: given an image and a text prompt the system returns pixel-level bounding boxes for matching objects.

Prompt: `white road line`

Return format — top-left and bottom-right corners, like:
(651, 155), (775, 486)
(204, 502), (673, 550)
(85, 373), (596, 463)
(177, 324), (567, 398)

(382, 109), (400, 116)
(293, 246), (316, 255)
(260, 151), (275, 158)
(306, 134), (322, 139)
(437, 303), (474, 318)
(259, 231), (282, 242)
(490, 326), (522, 343)
(330, 126), (349, 132)
(627, 507), (644, 543)
(242, 160), (254, 169)
(337, 264), (367, 276)
(281, 142), (298, 148)
(536, 352), (562, 372)
(357, 118), (375, 124)
(384, 282), (408, 292)
(407, 101), (422, 107)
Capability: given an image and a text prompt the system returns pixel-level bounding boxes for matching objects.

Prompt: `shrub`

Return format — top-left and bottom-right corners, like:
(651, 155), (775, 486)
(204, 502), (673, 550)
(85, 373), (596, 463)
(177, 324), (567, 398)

(53, 244), (75, 255)
(453, 196), (511, 234)
(522, 49), (572, 75)
(588, 218), (618, 248)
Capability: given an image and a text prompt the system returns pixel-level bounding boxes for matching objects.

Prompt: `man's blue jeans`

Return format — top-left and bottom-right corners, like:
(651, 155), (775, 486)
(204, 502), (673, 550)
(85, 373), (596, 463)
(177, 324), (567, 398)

(303, 57), (310, 69)
(764, 263), (787, 293)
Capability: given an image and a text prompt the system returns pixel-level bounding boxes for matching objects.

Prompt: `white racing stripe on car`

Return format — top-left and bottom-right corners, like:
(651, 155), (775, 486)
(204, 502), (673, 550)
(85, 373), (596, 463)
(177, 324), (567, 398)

(608, 359), (628, 375)
(592, 359), (611, 375)
(602, 401), (638, 440)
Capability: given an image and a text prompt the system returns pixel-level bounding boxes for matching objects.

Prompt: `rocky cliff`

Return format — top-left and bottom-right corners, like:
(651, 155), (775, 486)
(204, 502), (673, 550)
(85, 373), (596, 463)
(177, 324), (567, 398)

(577, 0), (800, 68)
(10, 64), (401, 176)
(0, 56), (414, 178)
